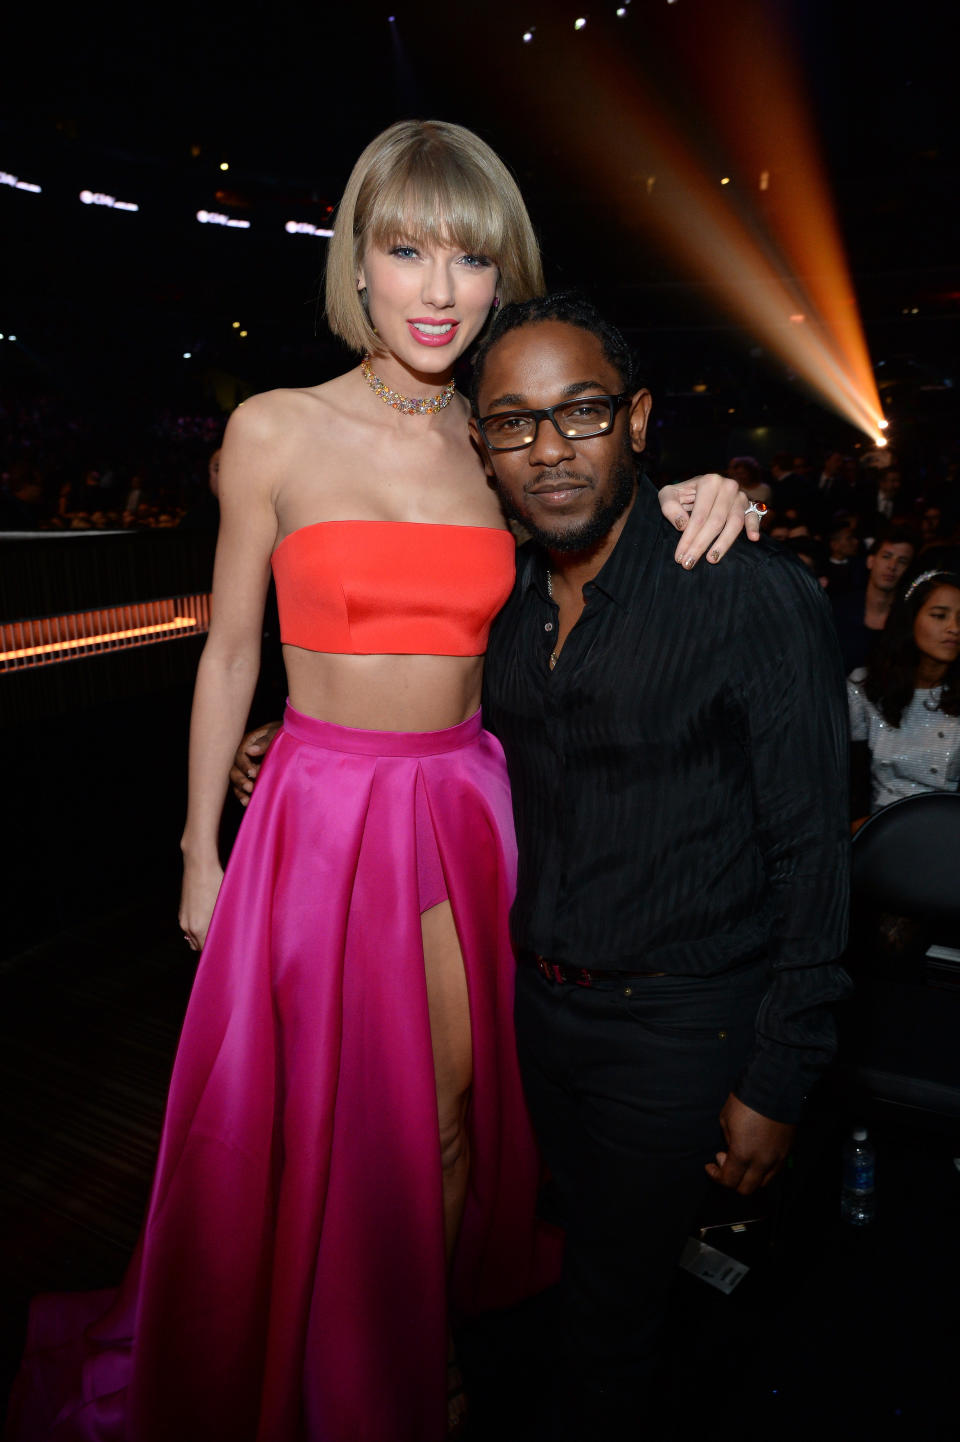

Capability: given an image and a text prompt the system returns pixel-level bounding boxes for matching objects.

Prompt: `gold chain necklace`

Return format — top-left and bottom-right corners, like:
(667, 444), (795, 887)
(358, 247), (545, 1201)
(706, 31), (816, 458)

(361, 355), (456, 416)
(546, 566), (559, 671)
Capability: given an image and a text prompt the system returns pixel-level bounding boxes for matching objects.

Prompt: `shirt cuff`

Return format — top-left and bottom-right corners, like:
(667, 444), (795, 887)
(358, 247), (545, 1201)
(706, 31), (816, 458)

(733, 1047), (820, 1125)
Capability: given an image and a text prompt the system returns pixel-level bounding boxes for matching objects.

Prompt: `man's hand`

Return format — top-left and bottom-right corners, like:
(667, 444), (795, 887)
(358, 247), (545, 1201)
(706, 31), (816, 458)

(704, 1093), (796, 1195)
(229, 721), (282, 805)
(657, 475), (763, 567)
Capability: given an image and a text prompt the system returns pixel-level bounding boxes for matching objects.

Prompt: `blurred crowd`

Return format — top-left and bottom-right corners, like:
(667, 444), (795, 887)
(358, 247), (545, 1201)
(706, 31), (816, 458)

(0, 389), (223, 533)
(720, 448), (960, 825)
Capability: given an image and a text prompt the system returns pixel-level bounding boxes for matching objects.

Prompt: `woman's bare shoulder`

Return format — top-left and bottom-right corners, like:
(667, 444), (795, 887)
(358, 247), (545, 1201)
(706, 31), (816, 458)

(225, 375), (354, 445)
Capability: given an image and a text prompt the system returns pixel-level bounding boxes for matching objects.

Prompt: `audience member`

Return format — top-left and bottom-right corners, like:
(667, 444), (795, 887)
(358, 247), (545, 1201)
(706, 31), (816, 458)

(848, 570), (960, 823)
(831, 526), (918, 675)
(178, 447), (222, 534)
(768, 450), (809, 512)
(785, 534), (829, 588)
(825, 513), (863, 596)
(855, 466), (911, 536)
(727, 455), (771, 508)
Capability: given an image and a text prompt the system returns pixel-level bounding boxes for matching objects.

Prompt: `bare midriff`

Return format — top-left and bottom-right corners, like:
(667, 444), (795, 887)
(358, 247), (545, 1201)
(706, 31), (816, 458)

(283, 647), (484, 733)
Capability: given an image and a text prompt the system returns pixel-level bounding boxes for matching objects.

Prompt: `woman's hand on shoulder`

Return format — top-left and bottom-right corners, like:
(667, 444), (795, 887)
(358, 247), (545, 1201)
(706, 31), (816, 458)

(179, 856), (225, 952)
(657, 474), (763, 568)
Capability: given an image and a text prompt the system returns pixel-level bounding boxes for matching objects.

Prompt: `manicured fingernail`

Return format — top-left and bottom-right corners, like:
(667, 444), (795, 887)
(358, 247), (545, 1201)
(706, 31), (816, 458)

(683, 555), (695, 569)
(709, 548), (720, 563)
(246, 769), (256, 778)
(675, 516), (686, 530)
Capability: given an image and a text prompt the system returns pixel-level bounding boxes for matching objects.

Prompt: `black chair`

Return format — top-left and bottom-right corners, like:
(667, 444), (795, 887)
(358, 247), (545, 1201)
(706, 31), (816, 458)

(850, 791), (960, 928)
(831, 791), (960, 1128)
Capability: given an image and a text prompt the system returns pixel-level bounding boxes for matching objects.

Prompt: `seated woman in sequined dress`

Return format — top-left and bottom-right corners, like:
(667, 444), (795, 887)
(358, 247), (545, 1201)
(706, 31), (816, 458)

(848, 569), (960, 826)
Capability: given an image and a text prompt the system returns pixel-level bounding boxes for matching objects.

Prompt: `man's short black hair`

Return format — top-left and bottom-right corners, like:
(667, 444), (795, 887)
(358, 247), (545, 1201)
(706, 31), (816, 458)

(867, 523), (918, 557)
(470, 291), (638, 412)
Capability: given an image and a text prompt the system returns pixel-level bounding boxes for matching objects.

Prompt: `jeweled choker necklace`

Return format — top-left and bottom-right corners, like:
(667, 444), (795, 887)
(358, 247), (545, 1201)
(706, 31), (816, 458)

(361, 355), (456, 416)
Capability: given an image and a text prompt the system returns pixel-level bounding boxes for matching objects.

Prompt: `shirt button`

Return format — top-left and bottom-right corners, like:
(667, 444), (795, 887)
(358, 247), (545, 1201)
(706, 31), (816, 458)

(931, 767), (938, 773)
(544, 621), (554, 632)
(939, 732), (945, 739)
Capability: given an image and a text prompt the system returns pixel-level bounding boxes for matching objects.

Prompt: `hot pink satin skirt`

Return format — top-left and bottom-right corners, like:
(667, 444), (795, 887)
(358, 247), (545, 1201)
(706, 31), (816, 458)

(5, 705), (560, 1442)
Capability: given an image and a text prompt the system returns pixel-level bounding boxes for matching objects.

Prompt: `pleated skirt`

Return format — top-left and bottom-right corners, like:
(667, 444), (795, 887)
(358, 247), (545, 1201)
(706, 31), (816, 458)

(5, 704), (560, 1442)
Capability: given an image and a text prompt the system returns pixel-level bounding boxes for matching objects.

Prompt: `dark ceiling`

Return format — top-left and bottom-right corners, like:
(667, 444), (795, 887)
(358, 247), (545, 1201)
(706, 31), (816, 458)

(2, 0), (956, 427)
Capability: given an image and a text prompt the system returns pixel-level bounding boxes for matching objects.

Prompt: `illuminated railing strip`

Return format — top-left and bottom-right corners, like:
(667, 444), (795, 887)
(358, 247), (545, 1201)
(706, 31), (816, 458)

(0, 594), (210, 671)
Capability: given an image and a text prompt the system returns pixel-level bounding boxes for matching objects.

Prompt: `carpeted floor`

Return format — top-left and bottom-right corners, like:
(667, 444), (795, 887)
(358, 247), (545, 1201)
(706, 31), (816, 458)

(2, 895), (957, 1439)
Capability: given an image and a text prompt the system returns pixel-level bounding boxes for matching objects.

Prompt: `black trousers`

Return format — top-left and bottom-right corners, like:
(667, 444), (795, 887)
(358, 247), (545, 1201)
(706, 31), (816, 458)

(514, 960), (769, 1440)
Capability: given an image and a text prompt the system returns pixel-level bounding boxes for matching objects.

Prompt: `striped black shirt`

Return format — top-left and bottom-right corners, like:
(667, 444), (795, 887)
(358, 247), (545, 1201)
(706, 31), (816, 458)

(483, 477), (851, 1122)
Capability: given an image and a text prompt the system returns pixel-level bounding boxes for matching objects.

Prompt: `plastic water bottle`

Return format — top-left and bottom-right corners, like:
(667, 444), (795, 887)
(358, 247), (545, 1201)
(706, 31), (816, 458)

(840, 1126), (876, 1225)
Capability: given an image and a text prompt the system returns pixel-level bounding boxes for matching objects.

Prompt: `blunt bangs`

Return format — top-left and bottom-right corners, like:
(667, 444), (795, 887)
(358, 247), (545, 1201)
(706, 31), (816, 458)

(362, 160), (510, 266)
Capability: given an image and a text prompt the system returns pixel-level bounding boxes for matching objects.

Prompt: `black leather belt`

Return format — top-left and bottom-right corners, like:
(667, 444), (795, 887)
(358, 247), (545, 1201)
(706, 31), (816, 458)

(522, 952), (666, 987)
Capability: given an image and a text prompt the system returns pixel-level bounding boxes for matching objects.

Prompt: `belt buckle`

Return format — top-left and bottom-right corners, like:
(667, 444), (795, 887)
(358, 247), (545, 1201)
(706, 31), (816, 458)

(536, 955), (566, 984)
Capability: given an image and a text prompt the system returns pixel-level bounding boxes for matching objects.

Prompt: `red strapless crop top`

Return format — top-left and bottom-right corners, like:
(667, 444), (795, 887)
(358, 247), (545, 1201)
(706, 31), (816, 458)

(271, 520), (516, 656)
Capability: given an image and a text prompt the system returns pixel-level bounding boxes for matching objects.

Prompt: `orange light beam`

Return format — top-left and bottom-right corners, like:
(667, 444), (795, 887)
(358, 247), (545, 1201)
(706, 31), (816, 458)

(666, 0), (884, 431)
(529, 9), (884, 441)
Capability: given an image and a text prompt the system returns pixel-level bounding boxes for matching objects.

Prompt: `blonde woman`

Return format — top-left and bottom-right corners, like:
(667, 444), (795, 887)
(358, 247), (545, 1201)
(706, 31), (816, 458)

(7, 121), (754, 1442)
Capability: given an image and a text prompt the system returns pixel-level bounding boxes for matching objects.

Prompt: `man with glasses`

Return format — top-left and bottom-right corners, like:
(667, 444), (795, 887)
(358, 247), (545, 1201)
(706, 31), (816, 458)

(470, 292), (850, 1438)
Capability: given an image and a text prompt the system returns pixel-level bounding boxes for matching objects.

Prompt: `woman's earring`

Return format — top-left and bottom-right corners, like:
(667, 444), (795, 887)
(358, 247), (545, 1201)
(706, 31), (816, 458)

(492, 295), (500, 310)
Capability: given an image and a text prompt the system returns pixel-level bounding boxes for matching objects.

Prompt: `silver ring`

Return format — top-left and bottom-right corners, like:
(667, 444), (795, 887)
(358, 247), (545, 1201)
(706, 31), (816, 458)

(744, 501), (767, 518)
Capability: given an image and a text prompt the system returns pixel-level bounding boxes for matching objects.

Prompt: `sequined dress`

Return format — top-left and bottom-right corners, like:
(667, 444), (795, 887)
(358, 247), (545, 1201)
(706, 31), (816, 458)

(847, 680), (960, 812)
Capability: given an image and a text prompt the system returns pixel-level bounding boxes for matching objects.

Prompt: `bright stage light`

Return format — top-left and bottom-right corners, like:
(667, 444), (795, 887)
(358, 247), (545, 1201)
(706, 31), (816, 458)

(878, 418), (889, 430)
(876, 437), (888, 447)
(220, 162), (230, 172)
(523, 30), (534, 41)
(575, 17), (587, 29)
(720, 176), (730, 186)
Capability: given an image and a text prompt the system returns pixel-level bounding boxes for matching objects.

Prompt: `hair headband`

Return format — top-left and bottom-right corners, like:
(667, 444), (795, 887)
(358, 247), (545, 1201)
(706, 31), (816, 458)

(903, 569), (953, 602)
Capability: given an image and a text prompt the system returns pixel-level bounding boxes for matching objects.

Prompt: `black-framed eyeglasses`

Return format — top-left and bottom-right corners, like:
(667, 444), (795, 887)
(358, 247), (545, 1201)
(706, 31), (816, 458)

(477, 393), (631, 452)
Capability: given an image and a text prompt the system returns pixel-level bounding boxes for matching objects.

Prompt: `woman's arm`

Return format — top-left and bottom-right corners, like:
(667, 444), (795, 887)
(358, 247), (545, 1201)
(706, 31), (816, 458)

(657, 474), (763, 565)
(179, 398), (280, 950)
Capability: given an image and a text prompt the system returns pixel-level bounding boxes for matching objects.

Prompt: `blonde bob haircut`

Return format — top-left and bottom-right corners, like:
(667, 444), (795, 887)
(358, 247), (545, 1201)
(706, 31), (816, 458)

(325, 119), (545, 355)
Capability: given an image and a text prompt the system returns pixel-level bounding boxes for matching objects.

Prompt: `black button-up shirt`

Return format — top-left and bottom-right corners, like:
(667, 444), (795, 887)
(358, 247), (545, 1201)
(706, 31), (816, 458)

(483, 478), (851, 1122)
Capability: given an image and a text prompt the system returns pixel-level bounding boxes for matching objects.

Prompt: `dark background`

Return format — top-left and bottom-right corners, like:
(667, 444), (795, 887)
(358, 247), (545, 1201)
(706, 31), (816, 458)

(2, 0), (957, 476)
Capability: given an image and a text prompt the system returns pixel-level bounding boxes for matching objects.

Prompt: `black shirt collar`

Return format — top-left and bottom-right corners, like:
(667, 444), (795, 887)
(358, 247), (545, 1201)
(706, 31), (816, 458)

(518, 475), (665, 609)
